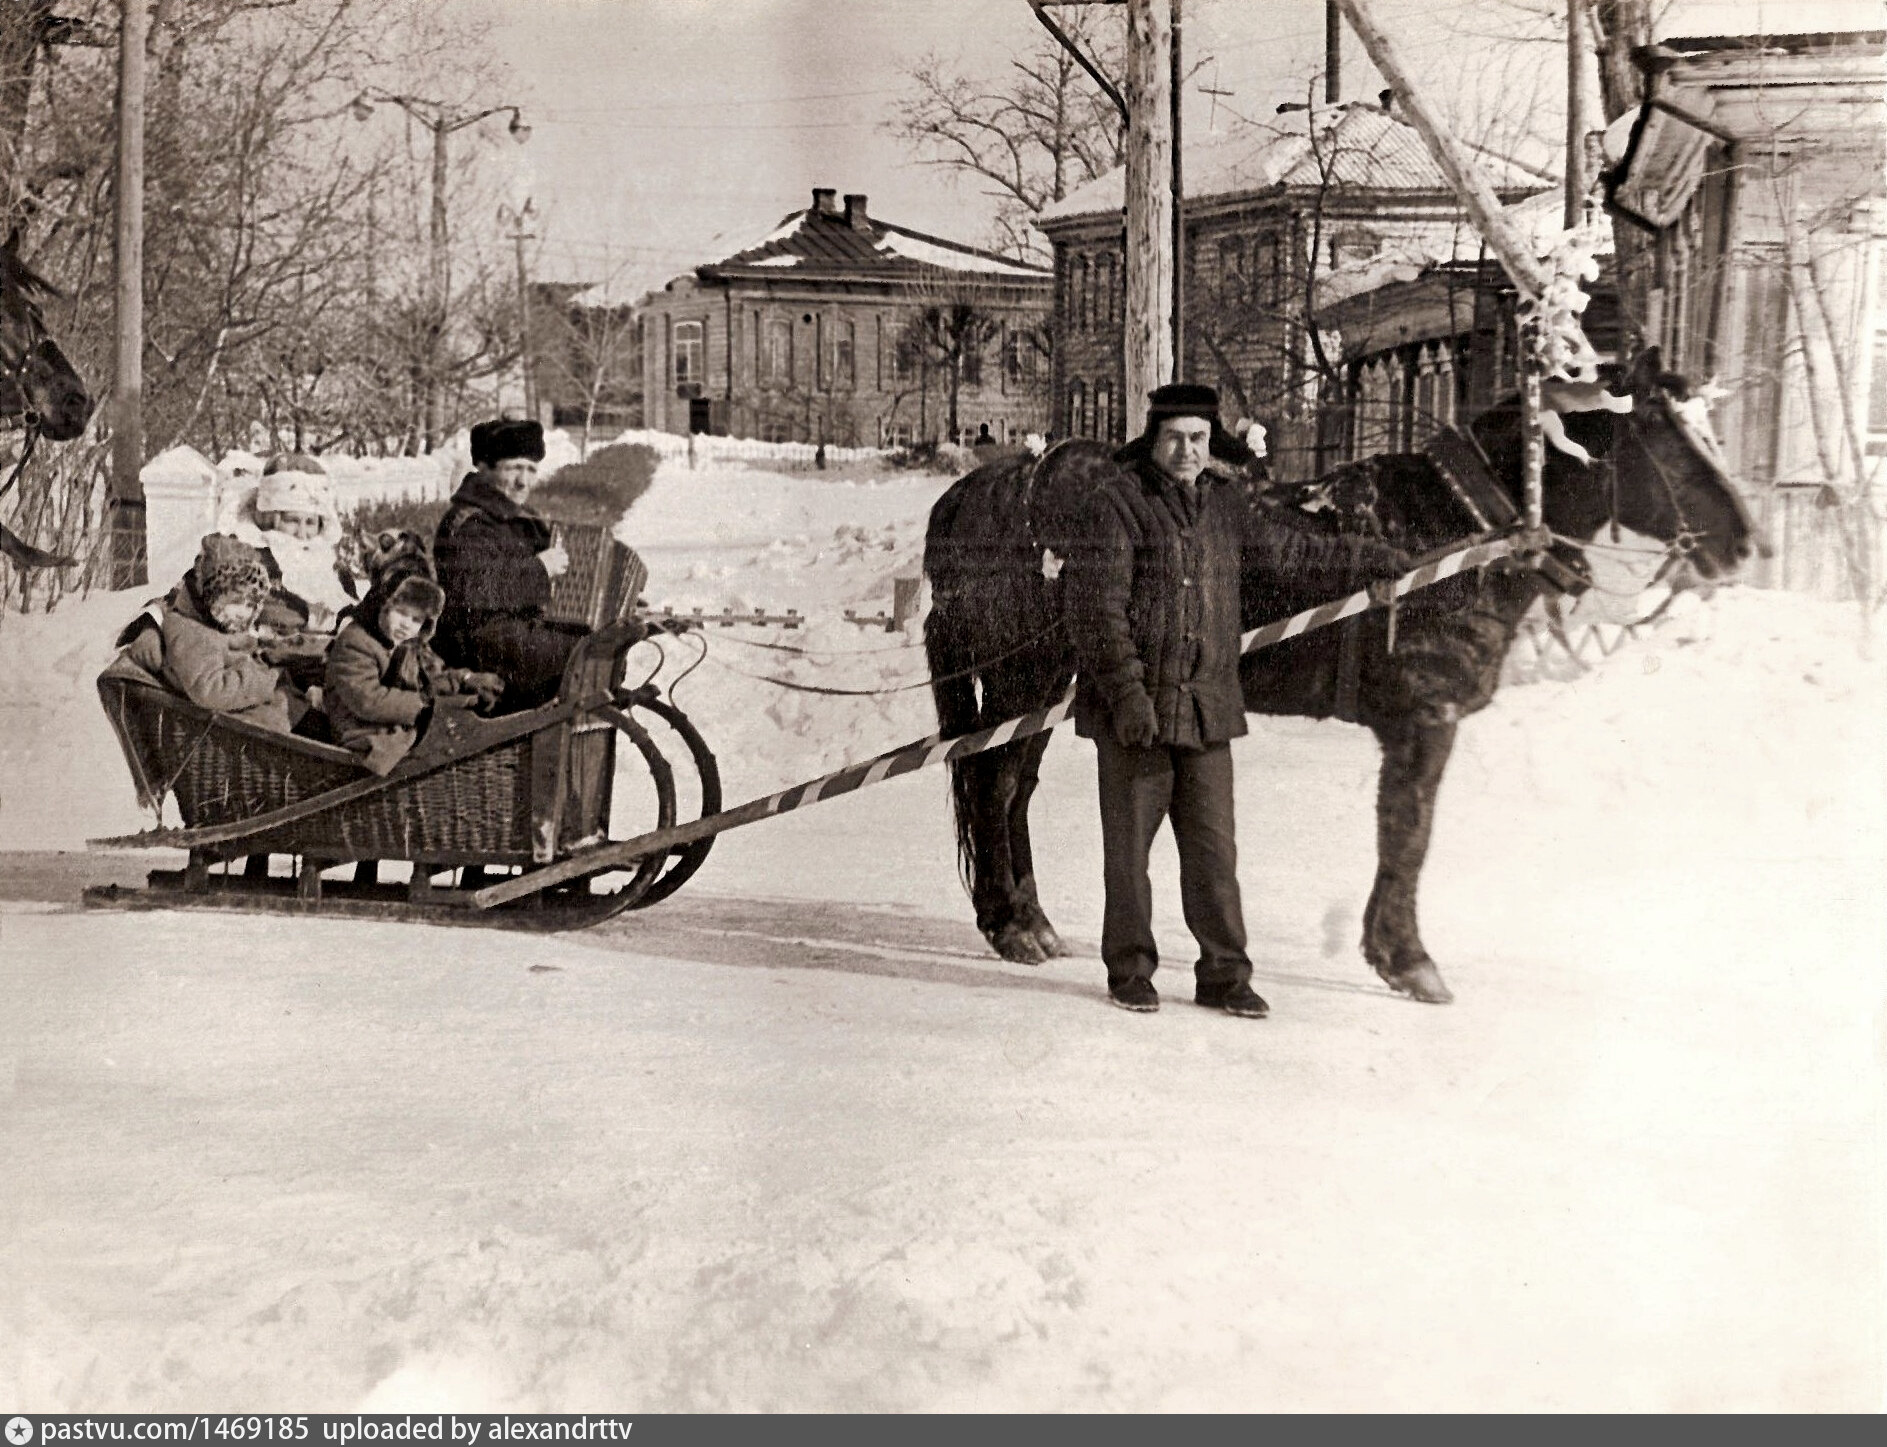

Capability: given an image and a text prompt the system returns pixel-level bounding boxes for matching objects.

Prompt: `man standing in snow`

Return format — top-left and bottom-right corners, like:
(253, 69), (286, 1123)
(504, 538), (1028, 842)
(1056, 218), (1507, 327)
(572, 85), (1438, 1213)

(1065, 384), (1404, 1016)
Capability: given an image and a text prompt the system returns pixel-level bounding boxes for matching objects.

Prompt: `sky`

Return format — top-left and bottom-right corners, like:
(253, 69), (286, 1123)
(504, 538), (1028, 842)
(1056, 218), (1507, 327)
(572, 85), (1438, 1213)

(461, 0), (1885, 302)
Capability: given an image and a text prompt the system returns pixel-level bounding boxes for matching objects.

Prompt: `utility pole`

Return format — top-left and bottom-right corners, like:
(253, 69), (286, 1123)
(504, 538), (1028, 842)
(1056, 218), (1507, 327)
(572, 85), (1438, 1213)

(500, 200), (537, 420)
(1033, 0), (1178, 430)
(1565, 0), (1588, 227)
(111, 0), (146, 585)
(1171, 0), (1184, 380)
(1123, 0), (1174, 434)
(1325, 0), (1341, 103)
(352, 90), (529, 451)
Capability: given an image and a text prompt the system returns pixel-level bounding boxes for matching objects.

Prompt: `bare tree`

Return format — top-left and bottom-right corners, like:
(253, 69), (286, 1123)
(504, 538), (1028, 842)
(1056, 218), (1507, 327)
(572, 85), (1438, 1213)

(896, 286), (1009, 443)
(884, 9), (1124, 261)
(544, 283), (640, 461)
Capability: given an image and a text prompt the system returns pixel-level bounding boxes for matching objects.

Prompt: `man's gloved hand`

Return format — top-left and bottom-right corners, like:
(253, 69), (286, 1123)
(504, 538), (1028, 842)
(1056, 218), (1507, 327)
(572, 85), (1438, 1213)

(1111, 688), (1159, 749)
(464, 671), (506, 709)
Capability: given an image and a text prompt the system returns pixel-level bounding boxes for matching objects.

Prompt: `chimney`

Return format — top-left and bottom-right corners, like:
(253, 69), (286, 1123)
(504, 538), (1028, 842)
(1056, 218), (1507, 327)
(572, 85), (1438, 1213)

(843, 194), (870, 231)
(811, 187), (839, 217)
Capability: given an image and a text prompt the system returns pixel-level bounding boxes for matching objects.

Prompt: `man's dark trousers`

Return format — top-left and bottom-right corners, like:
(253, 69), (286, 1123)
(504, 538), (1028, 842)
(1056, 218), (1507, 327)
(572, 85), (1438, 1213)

(1094, 732), (1252, 989)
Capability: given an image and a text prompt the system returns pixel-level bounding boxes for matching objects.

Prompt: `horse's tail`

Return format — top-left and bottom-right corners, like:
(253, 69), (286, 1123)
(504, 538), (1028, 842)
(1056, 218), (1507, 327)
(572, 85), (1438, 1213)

(923, 579), (984, 896)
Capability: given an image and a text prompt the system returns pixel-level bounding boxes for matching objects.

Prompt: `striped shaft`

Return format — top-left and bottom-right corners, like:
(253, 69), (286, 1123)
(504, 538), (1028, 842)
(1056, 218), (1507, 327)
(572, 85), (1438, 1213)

(473, 536), (1516, 909)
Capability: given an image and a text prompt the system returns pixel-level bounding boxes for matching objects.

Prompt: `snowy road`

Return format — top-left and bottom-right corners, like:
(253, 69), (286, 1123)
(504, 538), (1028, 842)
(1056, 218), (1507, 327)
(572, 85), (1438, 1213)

(5, 690), (1883, 1411)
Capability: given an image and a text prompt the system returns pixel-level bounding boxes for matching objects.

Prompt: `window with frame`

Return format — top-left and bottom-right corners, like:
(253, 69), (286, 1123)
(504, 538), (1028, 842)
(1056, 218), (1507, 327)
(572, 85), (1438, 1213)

(673, 320), (703, 387)
(1095, 252), (1117, 326)
(963, 329), (983, 387)
(1218, 237), (1246, 306)
(1068, 379), (1088, 437)
(835, 318), (856, 390)
(1074, 253), (1091, 333)
(765, 318), (793, 387)
(1094, 382), (1114, 443)
(1255, 235), (1280, 307)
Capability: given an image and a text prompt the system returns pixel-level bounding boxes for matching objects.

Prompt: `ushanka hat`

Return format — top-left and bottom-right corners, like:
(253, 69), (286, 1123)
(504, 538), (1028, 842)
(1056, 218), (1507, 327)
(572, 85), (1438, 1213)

(1119, 382), (1258, 469)
(256, 452), (335, 524)
(193, 533), (270, 610)
(382, 574), (446, 623)
(470, 418), (546, 468)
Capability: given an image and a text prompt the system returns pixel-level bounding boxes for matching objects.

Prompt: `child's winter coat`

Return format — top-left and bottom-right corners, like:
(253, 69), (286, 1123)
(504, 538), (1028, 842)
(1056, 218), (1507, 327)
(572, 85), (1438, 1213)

(323, 576), (501, 774)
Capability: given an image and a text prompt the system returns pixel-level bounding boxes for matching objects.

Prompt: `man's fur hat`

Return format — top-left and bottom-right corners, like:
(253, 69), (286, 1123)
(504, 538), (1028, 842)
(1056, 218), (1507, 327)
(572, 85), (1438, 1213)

(1115, 383), (1259, 471)
(381, 574), (446, 624)
(470, 418), (545, 468)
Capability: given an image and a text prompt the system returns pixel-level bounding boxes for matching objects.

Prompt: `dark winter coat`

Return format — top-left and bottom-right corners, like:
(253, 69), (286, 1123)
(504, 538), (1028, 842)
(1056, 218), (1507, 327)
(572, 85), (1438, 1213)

(433, 474), (555, 645)
(1066, 455), (1253, 749)
(1066, 453), (1410, 749)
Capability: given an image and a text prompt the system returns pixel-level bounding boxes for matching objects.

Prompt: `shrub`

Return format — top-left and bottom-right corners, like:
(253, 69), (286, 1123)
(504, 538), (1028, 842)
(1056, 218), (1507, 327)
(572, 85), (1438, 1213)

(338, 494), (449, 580)
(530, 442), (660, 526)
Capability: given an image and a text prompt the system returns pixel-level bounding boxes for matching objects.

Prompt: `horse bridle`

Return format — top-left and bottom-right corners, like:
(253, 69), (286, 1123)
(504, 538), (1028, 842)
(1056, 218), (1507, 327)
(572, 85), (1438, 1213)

(1560, 391), (1718, 587)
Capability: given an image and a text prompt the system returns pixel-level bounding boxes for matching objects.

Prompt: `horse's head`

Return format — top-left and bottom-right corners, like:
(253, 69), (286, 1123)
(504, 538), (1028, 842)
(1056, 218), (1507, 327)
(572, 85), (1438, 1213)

(1473, 348), (1756, 582)
(0, 238), (95, 443)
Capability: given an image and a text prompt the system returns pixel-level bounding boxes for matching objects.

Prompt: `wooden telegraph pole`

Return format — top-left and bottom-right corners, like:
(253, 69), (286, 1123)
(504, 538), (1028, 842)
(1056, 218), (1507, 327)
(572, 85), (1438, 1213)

(1123, 0), (1174, 434)
(1032, 0), (1180, 431)
(1333, 0), (1552, 531)
(111, 0), (147, 585)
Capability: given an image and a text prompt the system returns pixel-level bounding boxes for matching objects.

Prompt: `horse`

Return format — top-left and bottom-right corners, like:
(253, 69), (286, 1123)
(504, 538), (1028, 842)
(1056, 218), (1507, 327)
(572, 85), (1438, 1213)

(922, 349), (1757, 1004)
(1, 232), (94, 568)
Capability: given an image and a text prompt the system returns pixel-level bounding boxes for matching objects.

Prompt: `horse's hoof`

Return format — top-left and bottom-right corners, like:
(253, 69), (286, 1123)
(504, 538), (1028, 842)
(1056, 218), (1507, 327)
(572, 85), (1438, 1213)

(1032, 923), (1069, 958)
(989, 925), (1049, 966)
(1379, 959), (1454, 1004)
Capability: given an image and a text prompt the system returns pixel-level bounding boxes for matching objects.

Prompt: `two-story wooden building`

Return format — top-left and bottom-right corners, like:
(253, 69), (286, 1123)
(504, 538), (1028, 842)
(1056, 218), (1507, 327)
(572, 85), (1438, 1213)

(637, 188), (1052, 447)
(1034, 99), (1551, 479)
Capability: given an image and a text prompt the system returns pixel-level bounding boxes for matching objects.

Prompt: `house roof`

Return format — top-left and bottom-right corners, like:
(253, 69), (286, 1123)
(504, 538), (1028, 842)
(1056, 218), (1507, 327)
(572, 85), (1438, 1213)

(1036, 102), (1554, 228)
(695, 192), (1050, 285)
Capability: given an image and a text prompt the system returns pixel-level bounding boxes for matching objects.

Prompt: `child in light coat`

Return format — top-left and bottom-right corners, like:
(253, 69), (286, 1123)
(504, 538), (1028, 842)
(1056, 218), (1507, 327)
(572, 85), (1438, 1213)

(114, 533), (300, 732)
(220, 453), (357, 631)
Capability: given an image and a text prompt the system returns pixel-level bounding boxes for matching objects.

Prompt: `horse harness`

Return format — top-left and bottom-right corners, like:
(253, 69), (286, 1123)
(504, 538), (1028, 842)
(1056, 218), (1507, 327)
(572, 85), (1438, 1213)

(1330, 425), (1587, 723)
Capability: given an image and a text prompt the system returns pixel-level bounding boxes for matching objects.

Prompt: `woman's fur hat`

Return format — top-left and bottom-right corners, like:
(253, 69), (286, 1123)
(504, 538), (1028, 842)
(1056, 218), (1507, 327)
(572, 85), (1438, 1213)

(256, 453), (335, 524)
(193, 532), (270, 610)
(470, 418), (545, 468)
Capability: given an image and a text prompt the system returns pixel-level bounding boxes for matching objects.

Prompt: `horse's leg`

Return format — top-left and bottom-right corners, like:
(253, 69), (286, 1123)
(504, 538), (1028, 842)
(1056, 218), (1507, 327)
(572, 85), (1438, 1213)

(1363, 719), (1458, 1004)
(968, 738), (1052, 965)
(1003, 728), (1067, 958)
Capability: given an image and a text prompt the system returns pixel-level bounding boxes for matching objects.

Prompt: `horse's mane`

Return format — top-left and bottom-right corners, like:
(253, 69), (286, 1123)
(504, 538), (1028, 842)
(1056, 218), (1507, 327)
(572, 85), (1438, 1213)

(0, 235), (60, 313)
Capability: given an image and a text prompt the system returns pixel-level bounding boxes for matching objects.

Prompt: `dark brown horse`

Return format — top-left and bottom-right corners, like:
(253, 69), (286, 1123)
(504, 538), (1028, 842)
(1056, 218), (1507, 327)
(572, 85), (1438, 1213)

(922, 351), (1756, 1003)
(2, 233), (94, 569)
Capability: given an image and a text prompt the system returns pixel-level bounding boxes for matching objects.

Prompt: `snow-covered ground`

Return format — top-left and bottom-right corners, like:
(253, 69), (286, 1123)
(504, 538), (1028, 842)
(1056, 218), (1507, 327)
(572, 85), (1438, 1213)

(3, 457), (1884, 1410)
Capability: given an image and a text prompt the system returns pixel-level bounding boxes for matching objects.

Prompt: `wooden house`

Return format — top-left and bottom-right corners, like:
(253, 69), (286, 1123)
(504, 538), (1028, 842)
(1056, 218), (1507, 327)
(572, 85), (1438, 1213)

(1033, 100), (1551, 480)
(636, 189), (1051, 447)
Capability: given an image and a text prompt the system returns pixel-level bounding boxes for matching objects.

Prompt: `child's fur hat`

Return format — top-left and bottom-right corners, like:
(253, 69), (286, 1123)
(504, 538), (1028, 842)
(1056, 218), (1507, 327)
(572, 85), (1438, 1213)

(382, 574), (446, 623)
(193, 533), (270, 611)
(256, 453), (335, 524)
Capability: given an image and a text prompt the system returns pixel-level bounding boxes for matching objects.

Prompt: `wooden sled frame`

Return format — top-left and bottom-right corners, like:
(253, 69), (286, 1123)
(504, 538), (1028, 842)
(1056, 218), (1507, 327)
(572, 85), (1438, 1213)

(85, 619), (722, 931)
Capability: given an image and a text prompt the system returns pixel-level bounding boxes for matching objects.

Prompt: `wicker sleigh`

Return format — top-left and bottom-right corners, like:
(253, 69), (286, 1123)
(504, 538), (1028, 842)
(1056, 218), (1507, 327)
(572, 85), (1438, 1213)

(88, 601), (720, 929)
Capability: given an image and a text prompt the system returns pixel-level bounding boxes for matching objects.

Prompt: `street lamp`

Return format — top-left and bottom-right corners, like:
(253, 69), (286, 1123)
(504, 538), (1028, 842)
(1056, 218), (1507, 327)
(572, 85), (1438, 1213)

(351, 89), (531, 449)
